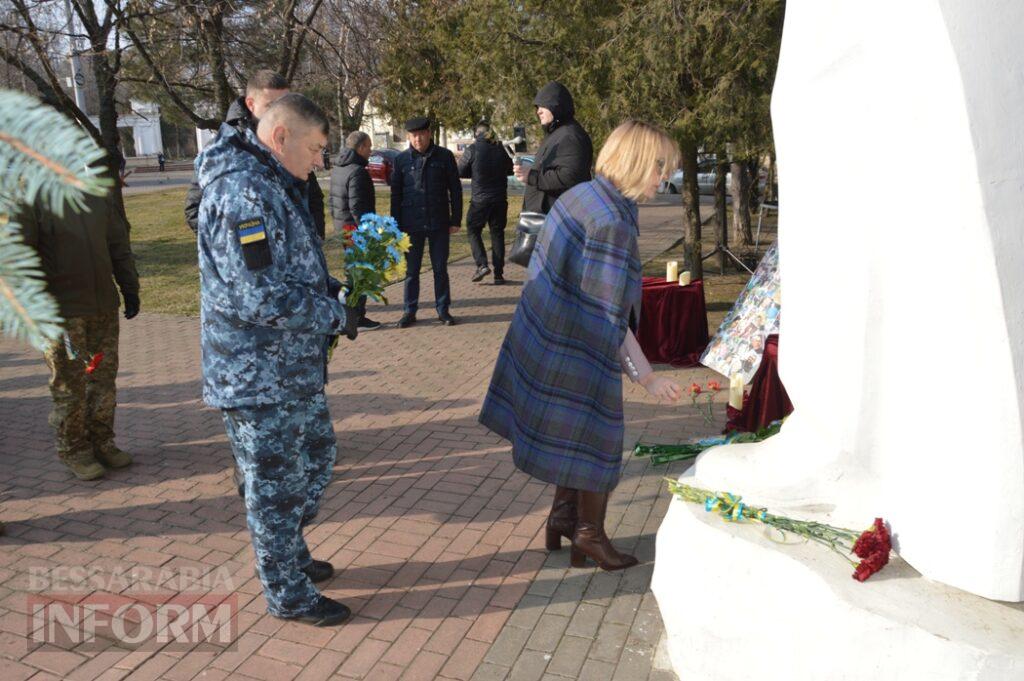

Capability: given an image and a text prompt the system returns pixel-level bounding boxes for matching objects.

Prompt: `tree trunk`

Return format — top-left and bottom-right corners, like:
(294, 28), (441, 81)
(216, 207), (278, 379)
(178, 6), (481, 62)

(680, 140), (702, 281)
(202, 6), (234, 121)
(714, 157), (729, 273)
(730, 161), (753, 246)
(83, 25), (125, 213)
(746, 157), (762, 209)
(764, 152), (778, 203)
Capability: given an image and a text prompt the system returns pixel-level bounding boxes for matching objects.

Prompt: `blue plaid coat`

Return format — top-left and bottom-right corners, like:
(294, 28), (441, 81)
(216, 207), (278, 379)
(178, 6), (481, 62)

(479, 176), (641, 493)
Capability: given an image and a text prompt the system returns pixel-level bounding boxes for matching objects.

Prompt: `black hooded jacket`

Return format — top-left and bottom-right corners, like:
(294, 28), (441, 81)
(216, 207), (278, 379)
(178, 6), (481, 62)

(330, 147), (375, 227)
(523, 82), (594, 214)
(184, 96), (326, 238)
(458, 133), (514, 203)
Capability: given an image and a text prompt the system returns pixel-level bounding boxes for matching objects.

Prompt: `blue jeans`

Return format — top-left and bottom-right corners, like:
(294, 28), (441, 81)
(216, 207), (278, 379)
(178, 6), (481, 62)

(403, 229), (451, 314)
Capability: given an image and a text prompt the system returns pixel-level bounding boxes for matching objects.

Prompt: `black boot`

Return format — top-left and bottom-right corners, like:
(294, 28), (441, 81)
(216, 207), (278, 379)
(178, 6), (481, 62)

(233, 467), (245, 498)
(302, 559), (335, 584)
(545, 486), (577, 551)
(570, 490), (638, 571)
(281, 595), (351, 626)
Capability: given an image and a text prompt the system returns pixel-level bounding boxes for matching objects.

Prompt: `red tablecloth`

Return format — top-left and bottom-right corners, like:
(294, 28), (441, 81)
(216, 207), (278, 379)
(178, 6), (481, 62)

(636, 277), (709, 367)
(726, 334), (794, 432)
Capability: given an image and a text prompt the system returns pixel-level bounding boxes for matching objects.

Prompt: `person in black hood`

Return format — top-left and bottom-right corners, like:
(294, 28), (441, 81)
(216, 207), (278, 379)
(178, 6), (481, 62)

(515, 81), (593, 214)
(330, 130), (380, 329)
(184, 70), (326, 239)
(459, 122), (514, 284)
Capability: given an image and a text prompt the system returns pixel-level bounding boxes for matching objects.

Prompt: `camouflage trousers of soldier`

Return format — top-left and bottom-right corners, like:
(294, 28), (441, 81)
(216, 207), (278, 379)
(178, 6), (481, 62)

(43, 313), (121, 464)
(221, 393), (337, 617)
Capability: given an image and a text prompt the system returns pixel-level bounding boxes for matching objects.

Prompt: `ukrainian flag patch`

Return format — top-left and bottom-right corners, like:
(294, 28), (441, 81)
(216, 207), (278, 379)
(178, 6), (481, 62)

(237, 218), (266, 245)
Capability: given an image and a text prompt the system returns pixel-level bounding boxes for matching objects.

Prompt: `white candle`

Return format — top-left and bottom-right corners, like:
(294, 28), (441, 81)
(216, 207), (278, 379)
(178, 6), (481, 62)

(678, 271), (692, 286)
(729, 374), (745, 410)
(666, 260), (679, 282)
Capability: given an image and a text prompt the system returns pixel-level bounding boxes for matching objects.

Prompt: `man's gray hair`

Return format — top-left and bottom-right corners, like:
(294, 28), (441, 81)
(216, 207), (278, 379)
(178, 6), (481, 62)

(260, 93), (329, 136)
(346, 131), (371, 149)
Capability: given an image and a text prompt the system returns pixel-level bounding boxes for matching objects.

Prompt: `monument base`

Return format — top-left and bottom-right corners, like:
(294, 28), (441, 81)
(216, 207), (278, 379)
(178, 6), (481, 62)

(651, 473), (1024, 681)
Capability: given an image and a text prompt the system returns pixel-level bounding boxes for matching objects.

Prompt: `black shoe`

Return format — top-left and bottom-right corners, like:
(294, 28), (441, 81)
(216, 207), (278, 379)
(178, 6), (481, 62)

(301, 559), (335, 584)
(438, 312), (456, 326)
(281, 596), (351, 627)
(357, 316), (381, 330)
(398, 313), (416, 328)
(493, 275), (506, 285)
(472, 265), (491, 282)
(233, 467), (245, 499)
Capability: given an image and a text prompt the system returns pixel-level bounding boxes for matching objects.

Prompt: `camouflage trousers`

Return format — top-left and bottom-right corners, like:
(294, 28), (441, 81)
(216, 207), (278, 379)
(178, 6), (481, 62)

(221, 393), (337, 617)
(42, 313), (120, 462)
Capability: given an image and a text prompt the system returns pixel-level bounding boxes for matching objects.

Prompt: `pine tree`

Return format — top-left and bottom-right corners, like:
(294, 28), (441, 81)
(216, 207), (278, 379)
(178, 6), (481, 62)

(0, 90), (113, 351)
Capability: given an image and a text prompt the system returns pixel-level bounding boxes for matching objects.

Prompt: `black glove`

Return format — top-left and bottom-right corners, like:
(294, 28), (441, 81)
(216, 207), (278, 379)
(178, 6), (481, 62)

(342, 305), (359, 341)
(122, 291), (140, 320)
(327, 277), (343, 300)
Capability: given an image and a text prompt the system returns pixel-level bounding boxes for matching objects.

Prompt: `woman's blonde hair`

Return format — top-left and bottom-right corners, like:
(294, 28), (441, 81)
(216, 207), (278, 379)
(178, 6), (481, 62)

(595, 120), (680, 201)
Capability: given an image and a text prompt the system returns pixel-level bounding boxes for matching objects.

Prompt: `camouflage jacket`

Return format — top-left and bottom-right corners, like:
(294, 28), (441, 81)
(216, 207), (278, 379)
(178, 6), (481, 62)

(195, 123), (346, 409)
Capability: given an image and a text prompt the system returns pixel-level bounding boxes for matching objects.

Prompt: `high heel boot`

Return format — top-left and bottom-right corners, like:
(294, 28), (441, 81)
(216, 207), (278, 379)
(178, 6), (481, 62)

(545, 485), (578, 550)
(570, 490), (638, 571)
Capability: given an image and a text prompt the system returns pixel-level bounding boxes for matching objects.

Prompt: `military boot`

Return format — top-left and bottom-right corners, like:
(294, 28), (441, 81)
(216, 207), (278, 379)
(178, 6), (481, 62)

(63, 452), (105, 481)
(94, 442), (132, 469)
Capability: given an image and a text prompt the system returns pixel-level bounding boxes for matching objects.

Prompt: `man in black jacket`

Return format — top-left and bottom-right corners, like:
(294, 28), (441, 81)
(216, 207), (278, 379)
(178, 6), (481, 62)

(515, 81), (593, 214)
(390, 117), (462, 328)
(459, 122), (514, 284)
(330, 130), (380, 329)
(184, 70), (326, 239)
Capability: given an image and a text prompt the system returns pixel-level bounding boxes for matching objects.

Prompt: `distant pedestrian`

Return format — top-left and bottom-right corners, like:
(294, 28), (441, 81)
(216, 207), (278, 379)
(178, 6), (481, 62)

(18, 180), (140, 481)
(514, 82), (593, 215)
(330, 130), (381, 329)
(459, 122), (514, 284)
(481, 120), (683, 572)
(390, 116), (462, 328)
(157, 151), (166, 172)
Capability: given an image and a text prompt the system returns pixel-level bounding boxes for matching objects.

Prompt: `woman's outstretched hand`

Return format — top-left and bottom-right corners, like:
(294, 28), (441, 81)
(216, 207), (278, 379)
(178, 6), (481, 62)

(639, 375), (683, 402)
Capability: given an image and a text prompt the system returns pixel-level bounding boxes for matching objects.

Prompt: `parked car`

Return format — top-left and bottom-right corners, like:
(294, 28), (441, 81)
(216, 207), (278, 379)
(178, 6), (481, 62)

(659, 158), (767, 196)
(367, 148), (400, 184)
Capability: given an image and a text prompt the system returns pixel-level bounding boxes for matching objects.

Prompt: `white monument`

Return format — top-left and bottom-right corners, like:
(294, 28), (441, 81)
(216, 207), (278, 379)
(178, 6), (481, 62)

(653, 1), (1024, 678)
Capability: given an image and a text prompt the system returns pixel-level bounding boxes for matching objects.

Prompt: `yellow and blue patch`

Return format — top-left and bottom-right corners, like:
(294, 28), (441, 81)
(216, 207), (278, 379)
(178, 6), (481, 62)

(237, 218), (266, 245)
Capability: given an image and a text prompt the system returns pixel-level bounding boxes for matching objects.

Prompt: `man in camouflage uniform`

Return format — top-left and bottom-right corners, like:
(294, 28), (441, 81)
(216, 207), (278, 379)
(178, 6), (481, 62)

(195, 93), (358, 627)
(19, 185), (140, 481)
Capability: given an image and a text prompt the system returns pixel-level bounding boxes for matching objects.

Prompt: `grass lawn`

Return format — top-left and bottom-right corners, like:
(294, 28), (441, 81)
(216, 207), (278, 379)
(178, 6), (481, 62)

(641, 208), (777, 332)
(125, 186), (523, 316)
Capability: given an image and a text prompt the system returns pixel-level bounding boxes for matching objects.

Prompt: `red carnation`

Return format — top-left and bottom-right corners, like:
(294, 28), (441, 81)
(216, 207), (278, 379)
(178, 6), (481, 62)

(689, 383), (702, 396)
(85, 352), (104, 375)
(707, 380), (721, 391)
(851, 518), (891, 582)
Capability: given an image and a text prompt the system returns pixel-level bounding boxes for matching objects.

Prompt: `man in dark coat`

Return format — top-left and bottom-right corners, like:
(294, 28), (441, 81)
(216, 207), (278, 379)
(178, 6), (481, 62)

(515, 81), (593, 214)
(330, 130), (380, 329)
(390, 116), (462, 327)
(185, 70), (326, 239)
(19, 185), (140, 481)
(459, 122), (514, 284)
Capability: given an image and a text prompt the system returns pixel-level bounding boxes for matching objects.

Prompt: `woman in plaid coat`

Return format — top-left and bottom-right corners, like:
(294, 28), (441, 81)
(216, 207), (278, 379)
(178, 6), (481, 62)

(480, 121), (683, 571)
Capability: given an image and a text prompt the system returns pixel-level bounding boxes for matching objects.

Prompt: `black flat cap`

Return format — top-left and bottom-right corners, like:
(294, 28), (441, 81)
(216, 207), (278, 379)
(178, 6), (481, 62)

(405, 116), (431, 132)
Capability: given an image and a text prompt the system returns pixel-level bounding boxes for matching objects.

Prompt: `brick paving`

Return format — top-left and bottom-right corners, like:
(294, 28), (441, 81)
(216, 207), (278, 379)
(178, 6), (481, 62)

(0, 200), (721, 680)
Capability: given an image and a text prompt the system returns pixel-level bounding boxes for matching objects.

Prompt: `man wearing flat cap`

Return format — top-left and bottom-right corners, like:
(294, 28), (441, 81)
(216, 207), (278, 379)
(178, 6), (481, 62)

(390, 116), (462, 327)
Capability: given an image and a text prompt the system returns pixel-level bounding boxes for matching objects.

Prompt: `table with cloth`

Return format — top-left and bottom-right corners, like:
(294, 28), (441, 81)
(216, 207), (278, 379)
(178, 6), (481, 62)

(636, 277), (709, 367)
(725, 334), (794, 433)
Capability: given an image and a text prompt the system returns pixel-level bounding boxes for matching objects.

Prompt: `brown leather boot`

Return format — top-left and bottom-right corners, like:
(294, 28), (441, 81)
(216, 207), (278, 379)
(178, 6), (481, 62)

(545, 486), (578, 550)
(570, 490), (638, 571)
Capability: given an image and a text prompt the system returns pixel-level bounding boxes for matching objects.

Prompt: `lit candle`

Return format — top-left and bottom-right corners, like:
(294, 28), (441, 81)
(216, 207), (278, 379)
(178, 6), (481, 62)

(678, 271), (692, 286)
(729, 374), (744, 410)
(666, 260), (679, 282)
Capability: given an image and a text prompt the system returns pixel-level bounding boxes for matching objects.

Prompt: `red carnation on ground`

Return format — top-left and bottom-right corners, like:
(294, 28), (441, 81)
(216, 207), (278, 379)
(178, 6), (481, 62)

(851, 517), (891, 582)
(85, 352), (104, 375)
(707, 380), (721, 391)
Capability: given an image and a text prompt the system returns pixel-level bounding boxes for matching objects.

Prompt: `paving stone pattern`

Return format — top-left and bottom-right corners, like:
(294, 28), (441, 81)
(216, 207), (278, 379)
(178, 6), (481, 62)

(0, 200), (723, 680)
